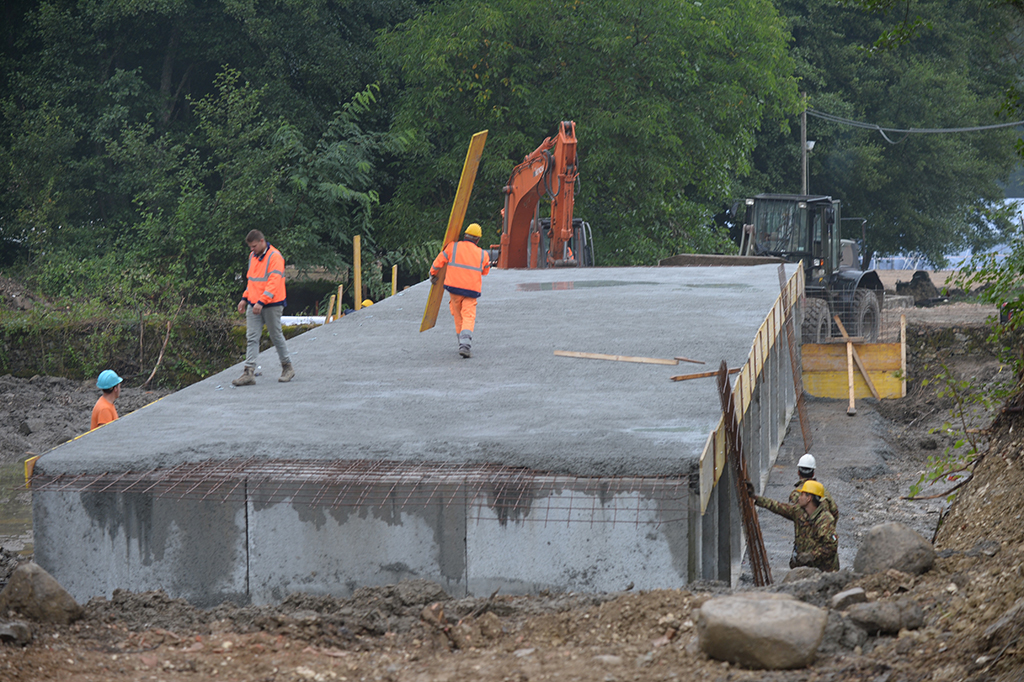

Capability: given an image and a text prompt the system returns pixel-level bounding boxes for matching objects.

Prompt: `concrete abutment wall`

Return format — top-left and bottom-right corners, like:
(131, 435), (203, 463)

(31, 266), (801, 604)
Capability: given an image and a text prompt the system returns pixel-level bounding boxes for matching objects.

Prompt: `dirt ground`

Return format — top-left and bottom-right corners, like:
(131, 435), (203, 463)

(1, 275), (1023, 681)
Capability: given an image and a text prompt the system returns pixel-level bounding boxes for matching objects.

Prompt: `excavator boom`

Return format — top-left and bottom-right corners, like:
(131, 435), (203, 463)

(497, 121), (589, 269)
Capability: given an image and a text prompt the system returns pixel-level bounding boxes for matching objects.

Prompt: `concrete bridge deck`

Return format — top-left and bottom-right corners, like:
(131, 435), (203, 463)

(33, 265), (799, 604)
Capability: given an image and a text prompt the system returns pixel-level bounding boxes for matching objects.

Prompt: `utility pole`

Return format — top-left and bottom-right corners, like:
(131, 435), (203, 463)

(801, 92), (808, 195)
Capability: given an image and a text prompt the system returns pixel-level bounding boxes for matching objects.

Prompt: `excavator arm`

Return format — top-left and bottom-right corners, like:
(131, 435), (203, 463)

(497, 121), (580, 269)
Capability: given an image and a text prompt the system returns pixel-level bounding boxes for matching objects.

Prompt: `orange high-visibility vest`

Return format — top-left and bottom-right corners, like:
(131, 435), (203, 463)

(431, 240), (490, 298)
(244, 244), (287, 306)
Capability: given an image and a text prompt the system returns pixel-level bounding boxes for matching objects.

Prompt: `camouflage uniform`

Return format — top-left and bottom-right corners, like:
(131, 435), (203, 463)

(789, 480), (839, 522)
(755, 496), (839, 572)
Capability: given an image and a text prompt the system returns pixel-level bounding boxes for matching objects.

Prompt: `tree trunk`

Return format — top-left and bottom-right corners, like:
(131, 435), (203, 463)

(160, 28), (181, 124)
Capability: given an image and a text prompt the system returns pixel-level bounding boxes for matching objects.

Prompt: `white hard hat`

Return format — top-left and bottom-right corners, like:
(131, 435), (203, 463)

(798, 453), (817, 470)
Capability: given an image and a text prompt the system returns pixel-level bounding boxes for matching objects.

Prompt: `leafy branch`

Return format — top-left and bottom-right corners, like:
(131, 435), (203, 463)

(907, 362), (1008, 502)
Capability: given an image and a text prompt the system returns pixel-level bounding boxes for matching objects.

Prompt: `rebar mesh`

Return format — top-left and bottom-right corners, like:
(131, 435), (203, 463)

(30, 458), (690, 528)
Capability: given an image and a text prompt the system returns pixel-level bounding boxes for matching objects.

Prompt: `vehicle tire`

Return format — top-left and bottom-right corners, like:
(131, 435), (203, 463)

(853, 289), (881, 342)
(802, 297), (832, 343)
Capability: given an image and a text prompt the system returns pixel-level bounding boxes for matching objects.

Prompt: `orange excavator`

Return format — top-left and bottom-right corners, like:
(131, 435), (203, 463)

(492, 121), (594, 269)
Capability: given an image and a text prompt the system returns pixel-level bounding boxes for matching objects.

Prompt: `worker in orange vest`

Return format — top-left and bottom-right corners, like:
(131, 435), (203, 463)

(430, 223), (490, 358)
(233, 229), (295, 386)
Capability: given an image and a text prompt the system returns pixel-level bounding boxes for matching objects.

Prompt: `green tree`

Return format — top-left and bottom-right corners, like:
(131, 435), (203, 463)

(375, 0), (800, 266)
(743, 0), (1020, 268)
(0, 1), (417, 304)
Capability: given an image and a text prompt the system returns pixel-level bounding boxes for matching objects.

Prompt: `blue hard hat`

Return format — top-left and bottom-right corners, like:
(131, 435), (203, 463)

(97, 370), (123, 390)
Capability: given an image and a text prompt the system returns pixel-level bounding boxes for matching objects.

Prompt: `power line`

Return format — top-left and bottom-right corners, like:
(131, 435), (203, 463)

(806, 108), (1024, 144)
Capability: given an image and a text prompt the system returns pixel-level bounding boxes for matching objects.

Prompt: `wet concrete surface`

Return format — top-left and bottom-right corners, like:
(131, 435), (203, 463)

(36, 265), (798, 479)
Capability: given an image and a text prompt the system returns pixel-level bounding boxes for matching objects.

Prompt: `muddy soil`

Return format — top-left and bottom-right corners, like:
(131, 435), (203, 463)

(0, 375), (172, 554)
(1, 301), (1022, 681)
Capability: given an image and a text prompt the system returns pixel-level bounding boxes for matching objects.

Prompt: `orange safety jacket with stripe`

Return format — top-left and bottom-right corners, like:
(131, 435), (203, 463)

(243, 243), (288, 307)
(431, 239), (490, 298)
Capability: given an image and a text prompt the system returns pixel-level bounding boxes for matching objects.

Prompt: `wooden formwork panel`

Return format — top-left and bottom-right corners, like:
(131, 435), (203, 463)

(801, 343), (904, 399)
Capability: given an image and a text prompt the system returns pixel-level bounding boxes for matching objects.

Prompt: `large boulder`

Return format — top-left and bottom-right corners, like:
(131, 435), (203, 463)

(853, 522), (935, 575)
(697, 594), (827, 669)
(0, 562), (83, 624)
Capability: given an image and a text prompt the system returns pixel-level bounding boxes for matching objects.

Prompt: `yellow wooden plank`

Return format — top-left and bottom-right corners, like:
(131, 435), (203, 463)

(670, 368), (739, 381)
(801, 343), (902, 371)
(714, 420), (726, 486)
(353, 235), (362, 310)
(738, 364), (753, 417)
(555, 350), (679, 365)
(699, 427), (716, 514)
(901, 314), (907, 397)
(326, 294), (336, 323)
(421, 130), (489, 332)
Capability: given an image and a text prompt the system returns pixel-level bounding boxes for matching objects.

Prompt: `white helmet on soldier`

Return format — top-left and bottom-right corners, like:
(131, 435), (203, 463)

(798, 453), (816, 474)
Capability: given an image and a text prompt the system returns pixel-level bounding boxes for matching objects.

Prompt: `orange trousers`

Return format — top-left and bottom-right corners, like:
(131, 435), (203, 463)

(448, 294), (478, 333)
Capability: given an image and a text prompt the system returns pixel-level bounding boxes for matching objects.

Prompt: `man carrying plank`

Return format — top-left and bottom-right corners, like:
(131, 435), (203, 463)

(430, 223), (490, 358)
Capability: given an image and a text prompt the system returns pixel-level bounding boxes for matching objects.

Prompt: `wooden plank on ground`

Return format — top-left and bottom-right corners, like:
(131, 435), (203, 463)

(420, 130), (488, 332)
(555, 350), (679, 365)
(670, 367), (740, 382)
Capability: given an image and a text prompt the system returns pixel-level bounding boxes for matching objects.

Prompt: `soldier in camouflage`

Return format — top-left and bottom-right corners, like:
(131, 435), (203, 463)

(789, 453), (839, 523)
(748, 479), (839, 572)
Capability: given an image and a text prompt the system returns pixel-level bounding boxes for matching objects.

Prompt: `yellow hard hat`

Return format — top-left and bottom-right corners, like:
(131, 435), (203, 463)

(465, 223), (482, 238)
(798, 480), (824, 498)
(361, 299), (374, 307)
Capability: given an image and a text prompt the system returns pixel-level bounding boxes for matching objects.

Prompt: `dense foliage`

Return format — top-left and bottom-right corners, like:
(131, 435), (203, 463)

(375, 0), (799, 265)
(0, 0), (417, 311)
(0, 0), (1021, 311)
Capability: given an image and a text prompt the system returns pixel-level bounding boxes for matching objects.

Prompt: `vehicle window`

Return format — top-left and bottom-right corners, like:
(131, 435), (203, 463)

(754, 201), (805, 255)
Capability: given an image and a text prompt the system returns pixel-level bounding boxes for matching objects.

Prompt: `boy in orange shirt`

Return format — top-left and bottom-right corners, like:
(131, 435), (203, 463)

(91, 370), (122, 429)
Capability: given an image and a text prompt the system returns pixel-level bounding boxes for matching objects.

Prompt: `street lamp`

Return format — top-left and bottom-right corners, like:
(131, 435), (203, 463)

(803, 139), (815, 195)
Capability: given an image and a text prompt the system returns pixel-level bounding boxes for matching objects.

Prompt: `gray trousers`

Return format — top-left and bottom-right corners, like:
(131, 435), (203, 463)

(245, 304), (290, 368)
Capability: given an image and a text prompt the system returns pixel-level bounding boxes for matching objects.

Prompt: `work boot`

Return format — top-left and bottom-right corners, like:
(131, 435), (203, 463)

(232, 366), (256, 386)
(458, 331), (472, 358)
(279, 362), (295, 383)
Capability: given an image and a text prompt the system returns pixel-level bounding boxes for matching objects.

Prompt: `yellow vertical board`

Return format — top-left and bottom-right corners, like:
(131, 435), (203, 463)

(354, 235), (362, 311)
(901, 314), (907, 397)
(391, 265), (398, 297)
(420, 130), (489, 332)
(326, 294), (336, 323)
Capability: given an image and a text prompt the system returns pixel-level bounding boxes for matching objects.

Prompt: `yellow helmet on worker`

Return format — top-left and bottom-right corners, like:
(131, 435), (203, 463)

(798, 480), (825, 498)
(464, 223), (482, 238)
(362, 299), (374, 307)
